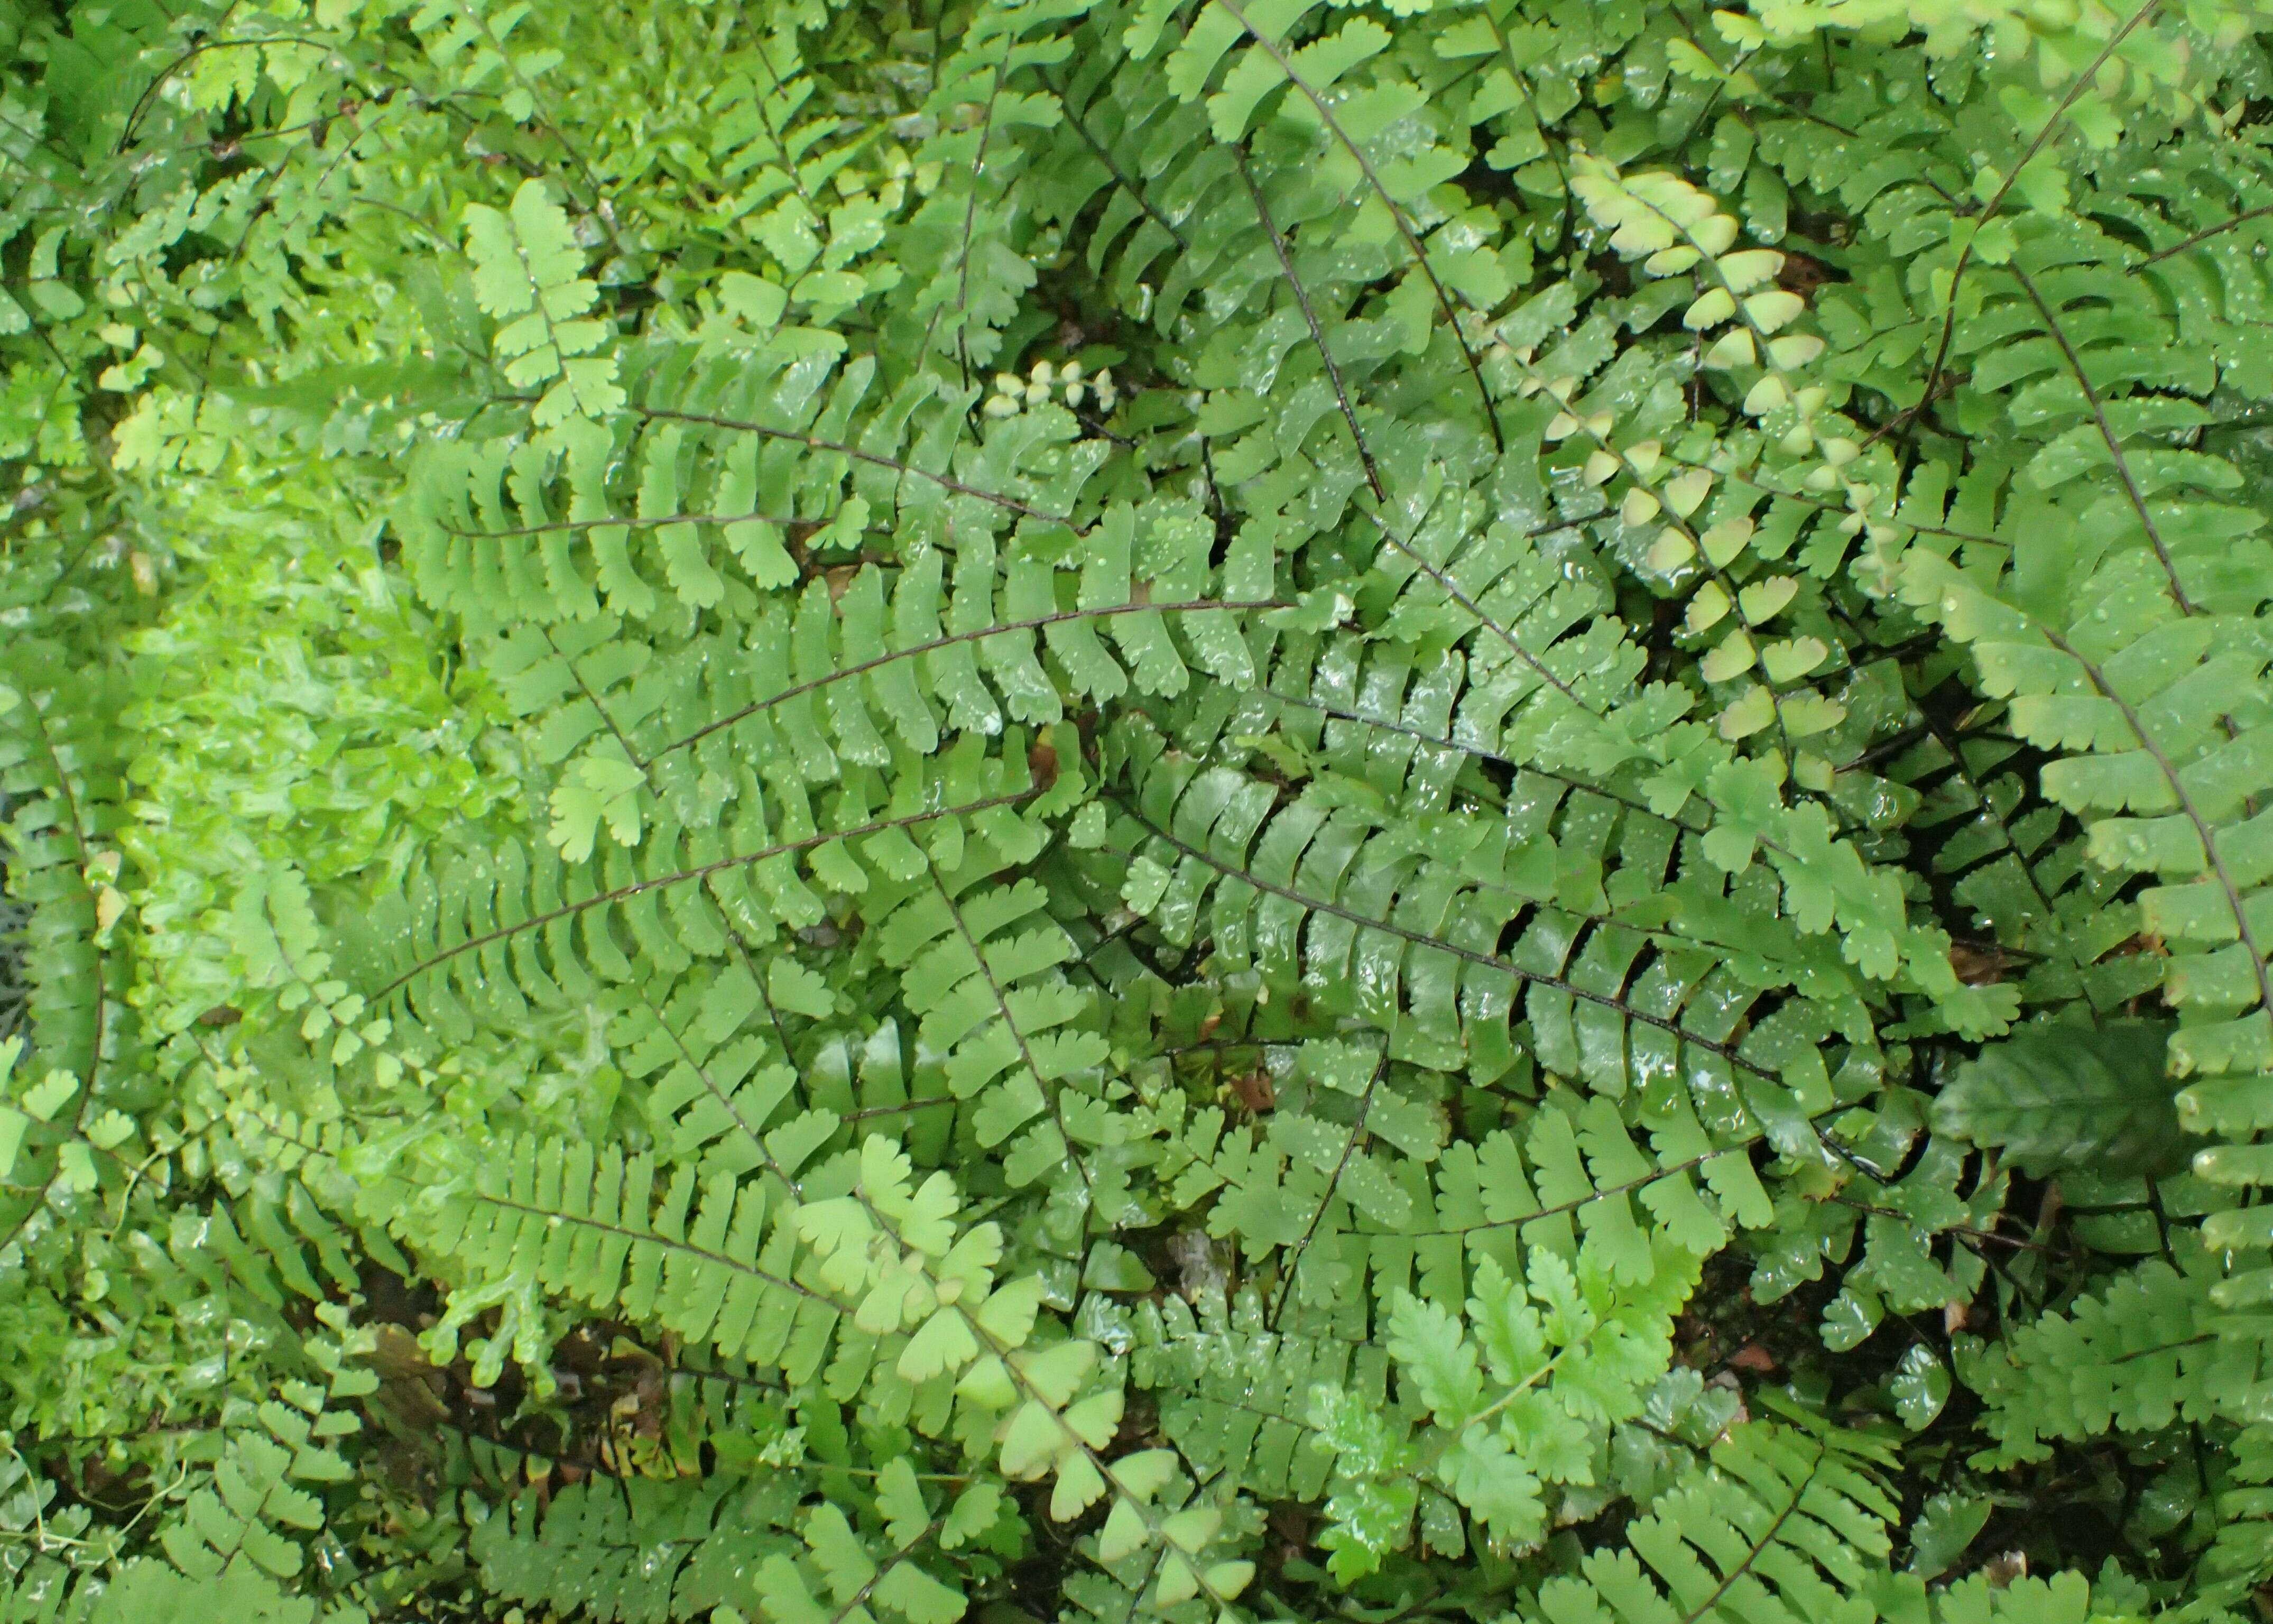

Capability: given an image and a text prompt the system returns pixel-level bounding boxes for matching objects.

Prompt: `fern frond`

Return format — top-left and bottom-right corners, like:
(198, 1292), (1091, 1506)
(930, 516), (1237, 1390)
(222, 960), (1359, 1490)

(1520, 1419), (1899, 1624)
(472, 1474), (799, 1624)
(1903, 521), (2273, 1277)
(0, 639), (141, 1257)
(871, 867), (1108, 1190)
(1173, 0), (1503, 444)
(1134, 1285), (1380, 1508)
(1106, 752), (1867, 1161)
(356, 763), (1042, 1039)
(1306, 1228), (1702, 1576)
(465, 178), (624, 429)
(36, 0), (2273, 1616)
(1886, 714), (2152, 1013)
(1958, 1240), (2264, 1468)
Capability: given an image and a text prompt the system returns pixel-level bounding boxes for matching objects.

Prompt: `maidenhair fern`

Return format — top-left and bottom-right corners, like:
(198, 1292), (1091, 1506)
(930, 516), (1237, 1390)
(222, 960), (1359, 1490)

(7, 0), (2273, 1620)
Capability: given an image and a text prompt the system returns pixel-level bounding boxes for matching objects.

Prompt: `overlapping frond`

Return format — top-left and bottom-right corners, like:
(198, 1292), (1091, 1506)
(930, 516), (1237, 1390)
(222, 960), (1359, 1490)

(20, 0), (2273, 1619)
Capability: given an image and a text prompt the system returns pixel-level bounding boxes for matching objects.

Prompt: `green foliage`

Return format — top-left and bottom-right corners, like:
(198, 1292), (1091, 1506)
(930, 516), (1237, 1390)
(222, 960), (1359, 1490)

(1959, 1238), (2251, 1469)
(7, 0), (2273, 1621)
(1933, 1021), (2189, 1177)
(470, 1475), (799, 1623)
(1306, 1232), (1702, 1578)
